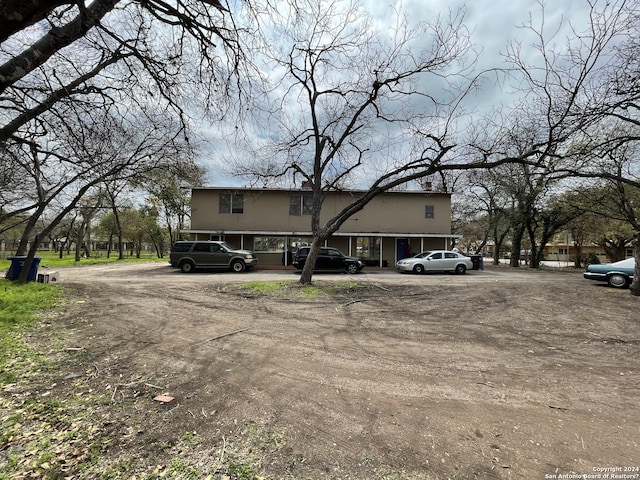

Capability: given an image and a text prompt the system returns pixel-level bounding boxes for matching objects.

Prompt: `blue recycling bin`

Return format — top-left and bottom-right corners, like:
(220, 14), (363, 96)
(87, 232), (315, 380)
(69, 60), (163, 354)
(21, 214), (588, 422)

(6, 256), (42, 282)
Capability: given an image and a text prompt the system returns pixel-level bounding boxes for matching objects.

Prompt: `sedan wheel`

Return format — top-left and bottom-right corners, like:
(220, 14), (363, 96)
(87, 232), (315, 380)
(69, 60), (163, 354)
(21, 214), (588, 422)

(455, 264), (467, 275)
(607, 273), (629, 288)
(413, 264), (424, 274)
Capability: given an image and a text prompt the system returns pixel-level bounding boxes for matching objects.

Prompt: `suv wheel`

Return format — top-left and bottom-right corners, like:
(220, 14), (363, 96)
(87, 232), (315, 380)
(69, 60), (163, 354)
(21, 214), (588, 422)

(346, 263), (359, 274)
(231, 260), (246, 273)
(180, 261), (195, 273)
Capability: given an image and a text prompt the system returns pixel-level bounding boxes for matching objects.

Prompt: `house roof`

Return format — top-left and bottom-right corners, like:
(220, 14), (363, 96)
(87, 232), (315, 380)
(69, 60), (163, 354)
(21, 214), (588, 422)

(191, 186), (450, 196)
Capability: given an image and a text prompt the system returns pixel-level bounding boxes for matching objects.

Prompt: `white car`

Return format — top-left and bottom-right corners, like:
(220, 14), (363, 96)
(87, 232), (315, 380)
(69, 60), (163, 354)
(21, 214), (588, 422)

(396, 250), (474, 275)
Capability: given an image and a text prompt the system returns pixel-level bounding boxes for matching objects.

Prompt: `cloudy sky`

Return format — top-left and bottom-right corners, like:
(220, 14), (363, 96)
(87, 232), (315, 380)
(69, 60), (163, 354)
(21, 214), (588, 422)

(203, 0), (604, 186)
(367, 0), (594, 68)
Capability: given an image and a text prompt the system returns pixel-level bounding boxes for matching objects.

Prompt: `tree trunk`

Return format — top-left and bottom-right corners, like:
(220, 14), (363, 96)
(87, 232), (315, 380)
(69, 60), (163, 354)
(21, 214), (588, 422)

(299, 237), (324, 285)
(528, 244), (540, 268)
(75, 220), (88, 262)
(573, 242), (583, 269)
(85, 223), (92, 257)
(75, 236), (82, 262)
(510, 224), (525, 268)
(492, 226), (508, 266)
(603, 239), (627, 262)
(112, 207), (125, 260)
(16, 205), (45, 255)
(16, 235), (40, 284)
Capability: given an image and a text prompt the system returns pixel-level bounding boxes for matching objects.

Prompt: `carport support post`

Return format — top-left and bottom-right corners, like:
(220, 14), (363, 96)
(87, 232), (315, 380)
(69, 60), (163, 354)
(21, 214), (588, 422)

(631, 231), (640, 297)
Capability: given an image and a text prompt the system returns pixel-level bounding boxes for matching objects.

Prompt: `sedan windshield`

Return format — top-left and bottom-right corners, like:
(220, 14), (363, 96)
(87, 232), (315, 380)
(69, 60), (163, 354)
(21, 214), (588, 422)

(414, 251), (432, 258)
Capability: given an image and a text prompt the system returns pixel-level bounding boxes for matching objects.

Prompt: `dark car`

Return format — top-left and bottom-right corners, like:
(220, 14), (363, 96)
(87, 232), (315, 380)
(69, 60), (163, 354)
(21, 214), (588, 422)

(583, 257), (635, 288)
(293, 247), (364, 274)
(169, 241), (258, 273)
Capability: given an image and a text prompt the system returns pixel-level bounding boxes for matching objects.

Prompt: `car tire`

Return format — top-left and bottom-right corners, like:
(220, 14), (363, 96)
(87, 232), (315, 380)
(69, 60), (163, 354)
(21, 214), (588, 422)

(180, 261), (195, 273)
(346, 263), (359, 274)
(231, 260), (246, 273)
(455, 264), (467, 275)
(413, 264), (424, 274)
(607, 273), (629, 288)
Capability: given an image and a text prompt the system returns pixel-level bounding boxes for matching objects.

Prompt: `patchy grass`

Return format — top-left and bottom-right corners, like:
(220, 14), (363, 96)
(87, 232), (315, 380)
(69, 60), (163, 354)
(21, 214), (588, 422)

(241, 280), (296, 294)
(0, 280), (61, 384)
(0, 280), (109, 479)
(0, 280), (60, 325)
(300, 280), (368, 297)
(240, 280), (369, 298)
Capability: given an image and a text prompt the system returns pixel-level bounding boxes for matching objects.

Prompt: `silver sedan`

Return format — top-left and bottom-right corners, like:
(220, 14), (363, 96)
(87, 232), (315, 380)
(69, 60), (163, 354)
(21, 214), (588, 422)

(396, 250), (474, 274)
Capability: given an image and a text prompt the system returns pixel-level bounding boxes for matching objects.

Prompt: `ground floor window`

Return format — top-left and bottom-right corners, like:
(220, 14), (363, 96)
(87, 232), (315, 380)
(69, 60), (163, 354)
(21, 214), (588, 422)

(288, 237), (313, 251)
(356, 237), (380, 259)
(254, 236), (286, 252)
(253, 236), (313, 252)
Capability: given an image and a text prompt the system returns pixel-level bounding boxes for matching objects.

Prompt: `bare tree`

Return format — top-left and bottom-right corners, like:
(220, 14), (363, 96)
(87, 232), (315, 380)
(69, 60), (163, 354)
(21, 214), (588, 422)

(0, 0), (253, 279)
(506, 0), (640, 293)
(135, 162), (205, 245)
(574, 141), (640, 292)
(461, 169), (517, 266)
(11, 105), (192, 282)
(0, 0), (246, 169)
(227, 0), (488, 283)
(0, 0), (239, 94)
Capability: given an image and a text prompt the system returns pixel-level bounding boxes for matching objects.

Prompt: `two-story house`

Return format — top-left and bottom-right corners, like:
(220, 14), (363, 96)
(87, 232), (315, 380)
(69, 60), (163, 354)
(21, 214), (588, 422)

(186, 186), (460, 267)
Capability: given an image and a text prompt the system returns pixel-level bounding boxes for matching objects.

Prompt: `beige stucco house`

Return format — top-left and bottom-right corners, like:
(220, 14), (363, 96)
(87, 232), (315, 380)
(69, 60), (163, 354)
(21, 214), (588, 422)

(186, 186), (460, 267)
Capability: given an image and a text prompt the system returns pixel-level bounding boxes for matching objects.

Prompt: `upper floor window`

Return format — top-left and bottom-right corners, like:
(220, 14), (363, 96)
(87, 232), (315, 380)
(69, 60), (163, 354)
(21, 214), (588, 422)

(425, 205), (435, 219)
(219, 193), (244, 214)
(290, 194), (313, 216)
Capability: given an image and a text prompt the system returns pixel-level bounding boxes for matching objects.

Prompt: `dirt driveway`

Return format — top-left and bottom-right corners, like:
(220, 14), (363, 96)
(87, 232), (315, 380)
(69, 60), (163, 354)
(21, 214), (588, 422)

(36, 263), (640, 479)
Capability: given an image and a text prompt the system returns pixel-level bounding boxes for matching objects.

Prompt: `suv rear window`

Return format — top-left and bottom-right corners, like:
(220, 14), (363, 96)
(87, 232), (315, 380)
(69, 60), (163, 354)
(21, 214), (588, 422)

(171, 242), (193, 253)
